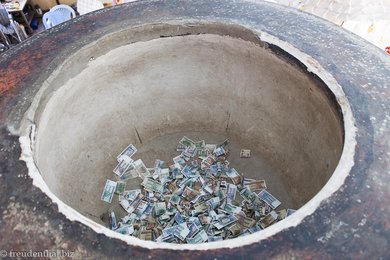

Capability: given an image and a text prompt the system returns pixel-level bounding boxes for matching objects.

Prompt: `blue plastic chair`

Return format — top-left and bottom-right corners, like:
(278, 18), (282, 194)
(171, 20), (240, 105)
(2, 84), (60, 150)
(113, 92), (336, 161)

(42, 5), (76, 29)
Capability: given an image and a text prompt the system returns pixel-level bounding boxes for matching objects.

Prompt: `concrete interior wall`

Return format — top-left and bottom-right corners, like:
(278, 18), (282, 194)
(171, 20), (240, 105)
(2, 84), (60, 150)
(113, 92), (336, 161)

(31, 25), (343, 225)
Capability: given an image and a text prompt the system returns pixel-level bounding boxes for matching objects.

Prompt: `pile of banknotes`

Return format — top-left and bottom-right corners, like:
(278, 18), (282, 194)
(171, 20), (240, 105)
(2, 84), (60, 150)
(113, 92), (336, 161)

(101, 137), (296, 243)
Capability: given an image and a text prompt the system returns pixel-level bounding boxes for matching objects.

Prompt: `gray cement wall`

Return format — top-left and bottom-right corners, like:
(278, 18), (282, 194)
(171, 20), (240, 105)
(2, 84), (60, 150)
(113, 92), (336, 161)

(31, 26), (343, 224)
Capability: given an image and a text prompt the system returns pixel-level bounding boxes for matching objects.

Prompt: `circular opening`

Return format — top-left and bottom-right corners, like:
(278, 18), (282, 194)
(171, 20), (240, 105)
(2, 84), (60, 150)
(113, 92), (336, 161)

(29, 23), (345, 247)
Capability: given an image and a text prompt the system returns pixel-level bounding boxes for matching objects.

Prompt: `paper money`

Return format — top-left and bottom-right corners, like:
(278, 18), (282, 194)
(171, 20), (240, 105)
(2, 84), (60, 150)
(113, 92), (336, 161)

(198, 214), (211, 224)
(223, 203), (242, 214)
(115, 224), (135, 235)
(235, 213), (256, 228)
(287, 209), (296, 216)
(207, 197), (220, 210)
(154, 202), (167, 216)
(120, 199), (131, 213)
(113, 160), (133, 177)
(208, 235), (223, 242)
(245, 180), (267, 191)
(104, 136), (289, 244)
(174, 222), (190, 241)
(227, 223), (241, 237)
(226, 183), (237, 202)
(240, 149), (251, 158)
(182, 186), (199, 202)
(119, 165), (139, 180)
(194, 202), (208, 214)
(169, 194), (181, 205)
(259, 211), (278, 229)
(101, 180), (117, 203)
(133, 159), (151, 179)
(213, 215), (238, 230)
(109, 210), (118, 230)
(187, 222), (200, 238)
(277, 209), (287, 220)
(258, 190), (281, 209)
(248, 225), (261, 233)
(187, 229), (208, 244)
(176, 144), (187, 152)
(139, 230), (153, 240)
(214, 147), (226, 157)
(117, 144), (137, 162)
(198, 149), (209, 159)
(123, 189), (141, 201)
(226, 168), (242, 185)
(115, 181), (126, 195)
(179, 136), (195, 147)
(173, 155), (186, 165)
(174, 212), (185, 224)
(141, 178), (164, 193)
(194, 140), (205, 150)
(134, 200), (148, 217)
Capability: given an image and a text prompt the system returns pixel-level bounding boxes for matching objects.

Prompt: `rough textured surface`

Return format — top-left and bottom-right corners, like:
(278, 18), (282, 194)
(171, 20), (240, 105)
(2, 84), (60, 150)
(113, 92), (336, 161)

(32, 33), (342, 223)
(0, 0), (389, 259)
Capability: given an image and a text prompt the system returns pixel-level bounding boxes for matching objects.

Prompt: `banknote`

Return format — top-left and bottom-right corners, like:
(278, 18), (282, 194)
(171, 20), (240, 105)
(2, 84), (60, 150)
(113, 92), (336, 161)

(115, 224), (135, 235)
(198, 214), (211, 224)
(248, 225), (261, 233)
(133, 159), (151, 179)
(198, 149), (209, 159)
(227, 223), (241, 237)
(187, 222), (200, 238)
(109, 210), (118, 230)
(173, 155), (186, 165)
(214, 147), (226, 157)
(186, 230), (208, 244)
(115, 181), (126, 195)
(226, 168), (242, 185)
(245, 180), (267, 191)
(207, 197), (220, 210)
(174, 212), (185, 224)
(208, 235), (223, 242)
(222, 203), (242, 214)
(194, 140), (205, 150)
(277, 209), (287, 220)
(182, 186), (199, 202)
(154, 201), (167, 216)
(174, 222), (190, 241)
(176, 144), (187, 152)
(205, 144), (217, 152)
(119, 165), (139, 180)
(213, 215), (238, 230)
(235, 213), (256, 228)
(179, 136), (195, 147)
(134, 200), (148, 217)
(287, 209), (296, 216)
(120, 199), (132, 213)
(154, 159), (165, 169)
(101, 180), (117, 203)
(140, 230), (153, 240)
(104, 136), (288, 244)
(258, 190), (281, 209)
(259, 211), (278, 229)
(113, 159), (133, 177)
(123, 189), (141, 201)
(226, 183), (237, 202)
(117, 144), (137, 162)
(240, 149), (251, 158)
(141, 178), (164, 193)
(194, 202), (208, 214)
